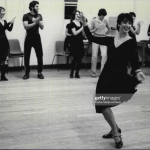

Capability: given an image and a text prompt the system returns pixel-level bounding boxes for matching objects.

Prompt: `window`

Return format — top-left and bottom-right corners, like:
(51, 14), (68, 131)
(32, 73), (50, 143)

(64, 0), (78, 19)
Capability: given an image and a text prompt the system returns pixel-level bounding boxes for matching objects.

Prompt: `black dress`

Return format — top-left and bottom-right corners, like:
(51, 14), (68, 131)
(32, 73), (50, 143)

(0, 20), (13, 65)
(70, 22), (84, 58)
(64, 23), (73, 52)
(84, 26), (140, 113)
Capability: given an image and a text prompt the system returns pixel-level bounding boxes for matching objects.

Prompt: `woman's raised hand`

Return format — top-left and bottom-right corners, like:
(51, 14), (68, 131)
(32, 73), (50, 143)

(10, 17), (16, 24)
(137, 21), (143, 27)
(136, 71), (146, 83)
(80, 12), (87, 27)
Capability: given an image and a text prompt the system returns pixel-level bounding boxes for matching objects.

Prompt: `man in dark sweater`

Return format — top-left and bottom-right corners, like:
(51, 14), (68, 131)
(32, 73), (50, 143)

(23, 1), (44, 79)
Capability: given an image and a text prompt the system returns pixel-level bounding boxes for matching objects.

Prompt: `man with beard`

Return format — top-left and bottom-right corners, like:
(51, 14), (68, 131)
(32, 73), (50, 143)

(22, 1), (44, 79)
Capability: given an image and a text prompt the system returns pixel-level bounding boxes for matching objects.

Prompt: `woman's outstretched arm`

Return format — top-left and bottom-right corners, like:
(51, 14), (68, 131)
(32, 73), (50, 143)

(84, 25), (111, 46)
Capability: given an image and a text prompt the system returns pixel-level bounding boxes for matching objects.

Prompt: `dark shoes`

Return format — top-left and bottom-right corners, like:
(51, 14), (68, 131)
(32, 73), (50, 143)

(1, 75), (8, 81)
(70, 73), (80, 78)
(23, 73), (30, 80)
(23, 73), (44, 79)
(113, 135), (123, 149)
(75, 73), (80, 78)
(102, 128), (121, 139)
(37, 73), (44, 79)
(70, 73), (73, 78)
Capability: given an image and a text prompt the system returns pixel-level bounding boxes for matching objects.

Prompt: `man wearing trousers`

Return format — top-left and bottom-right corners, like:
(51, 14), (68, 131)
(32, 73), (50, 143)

(22, 1), (44, 79)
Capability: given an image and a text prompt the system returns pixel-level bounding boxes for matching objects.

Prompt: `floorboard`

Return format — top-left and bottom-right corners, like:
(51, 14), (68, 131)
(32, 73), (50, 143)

(0, 68), (150, 149)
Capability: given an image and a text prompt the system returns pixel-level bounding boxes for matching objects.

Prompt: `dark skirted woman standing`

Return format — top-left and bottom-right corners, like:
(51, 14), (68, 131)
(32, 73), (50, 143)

(0, 6), (15, 81)
(147, 23), (150, 38)
(81, 13), (146, 148)
(69, 10), (85, 78)
(64, 19), (73, 54)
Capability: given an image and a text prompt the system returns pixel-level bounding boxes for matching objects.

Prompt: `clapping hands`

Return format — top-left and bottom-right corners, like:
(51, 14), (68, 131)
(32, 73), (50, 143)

(10, 17), (16, 24)
(36, 16), (41, 22)
(80, 12), (88, 27)
(137, 21), (143, 27)
(32, 17), (36, 23)
(32, 16), (41, 24)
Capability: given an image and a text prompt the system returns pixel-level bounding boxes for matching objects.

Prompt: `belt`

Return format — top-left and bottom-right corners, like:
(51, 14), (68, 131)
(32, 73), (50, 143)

(93, 33), (106, 37)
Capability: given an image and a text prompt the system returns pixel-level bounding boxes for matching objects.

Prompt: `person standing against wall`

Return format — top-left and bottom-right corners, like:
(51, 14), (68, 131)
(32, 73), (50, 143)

(147, 24), (150, 55)
(69, 10), (85, 78)
(0, 6), (15, 81)
(128, 12), (142, 41)
(90, 9), (111, 77)
(22, 1), (44, 80)
(147, 23), (150, 40)
(64, 19), (73, 54)
(128, 12), (143, 69)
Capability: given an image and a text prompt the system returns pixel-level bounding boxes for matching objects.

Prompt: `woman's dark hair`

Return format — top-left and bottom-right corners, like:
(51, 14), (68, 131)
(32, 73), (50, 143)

(129, 12), (136, 18)
(116, 13), (133, 31)
(71, 10), (80, 21)
(29, 1), (39, 11)
(98, 9), (107, 16)
(0, 7), (5, 13)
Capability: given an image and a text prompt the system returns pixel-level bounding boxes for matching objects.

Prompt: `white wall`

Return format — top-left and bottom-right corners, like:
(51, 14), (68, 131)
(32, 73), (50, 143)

(2, 0), (150, 67)
(78, 0), (150, 41)
(5, 0), (66, 66)
(0, 0), (6, 8)
(134, 0), (150, 41)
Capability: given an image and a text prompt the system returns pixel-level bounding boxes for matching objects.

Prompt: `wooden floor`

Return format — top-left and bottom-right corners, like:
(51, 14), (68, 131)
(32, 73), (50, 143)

(0, 67), (150, 149)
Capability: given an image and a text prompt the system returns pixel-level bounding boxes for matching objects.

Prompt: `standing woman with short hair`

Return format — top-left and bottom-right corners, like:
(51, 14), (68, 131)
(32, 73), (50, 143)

(0, 7), (15, 81)
(90, 8), (111, 77)
(81, 13), (146, 148)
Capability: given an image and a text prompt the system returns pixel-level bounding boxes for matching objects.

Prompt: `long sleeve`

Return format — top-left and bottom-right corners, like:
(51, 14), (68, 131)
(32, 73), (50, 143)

(130, 41), (140, 73)
(84, 26), (112, 46)
(5, 21), (13, 31)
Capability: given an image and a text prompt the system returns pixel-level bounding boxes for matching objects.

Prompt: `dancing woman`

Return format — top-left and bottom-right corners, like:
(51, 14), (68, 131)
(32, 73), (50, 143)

(0, 6), (15, 81)
(81, 13), (146, 148)
(69, 10), (85, 78)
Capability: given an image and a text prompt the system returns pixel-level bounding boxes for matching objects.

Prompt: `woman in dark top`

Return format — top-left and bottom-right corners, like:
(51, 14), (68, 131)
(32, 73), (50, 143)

(81, 13), (146, 148)
(0, 7), (14, 81)
(128, 12), (142, 41)
(70, 10), (84, 78)
(147, 24), (150, 37)
(64, 20), (73, 54)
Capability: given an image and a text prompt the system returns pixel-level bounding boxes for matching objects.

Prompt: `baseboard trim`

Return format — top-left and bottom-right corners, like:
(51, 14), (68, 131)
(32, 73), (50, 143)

(7, 61), (150, 71)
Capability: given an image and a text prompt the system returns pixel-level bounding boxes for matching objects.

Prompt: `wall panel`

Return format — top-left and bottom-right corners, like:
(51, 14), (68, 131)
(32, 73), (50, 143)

(2, 0), (150, 67)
